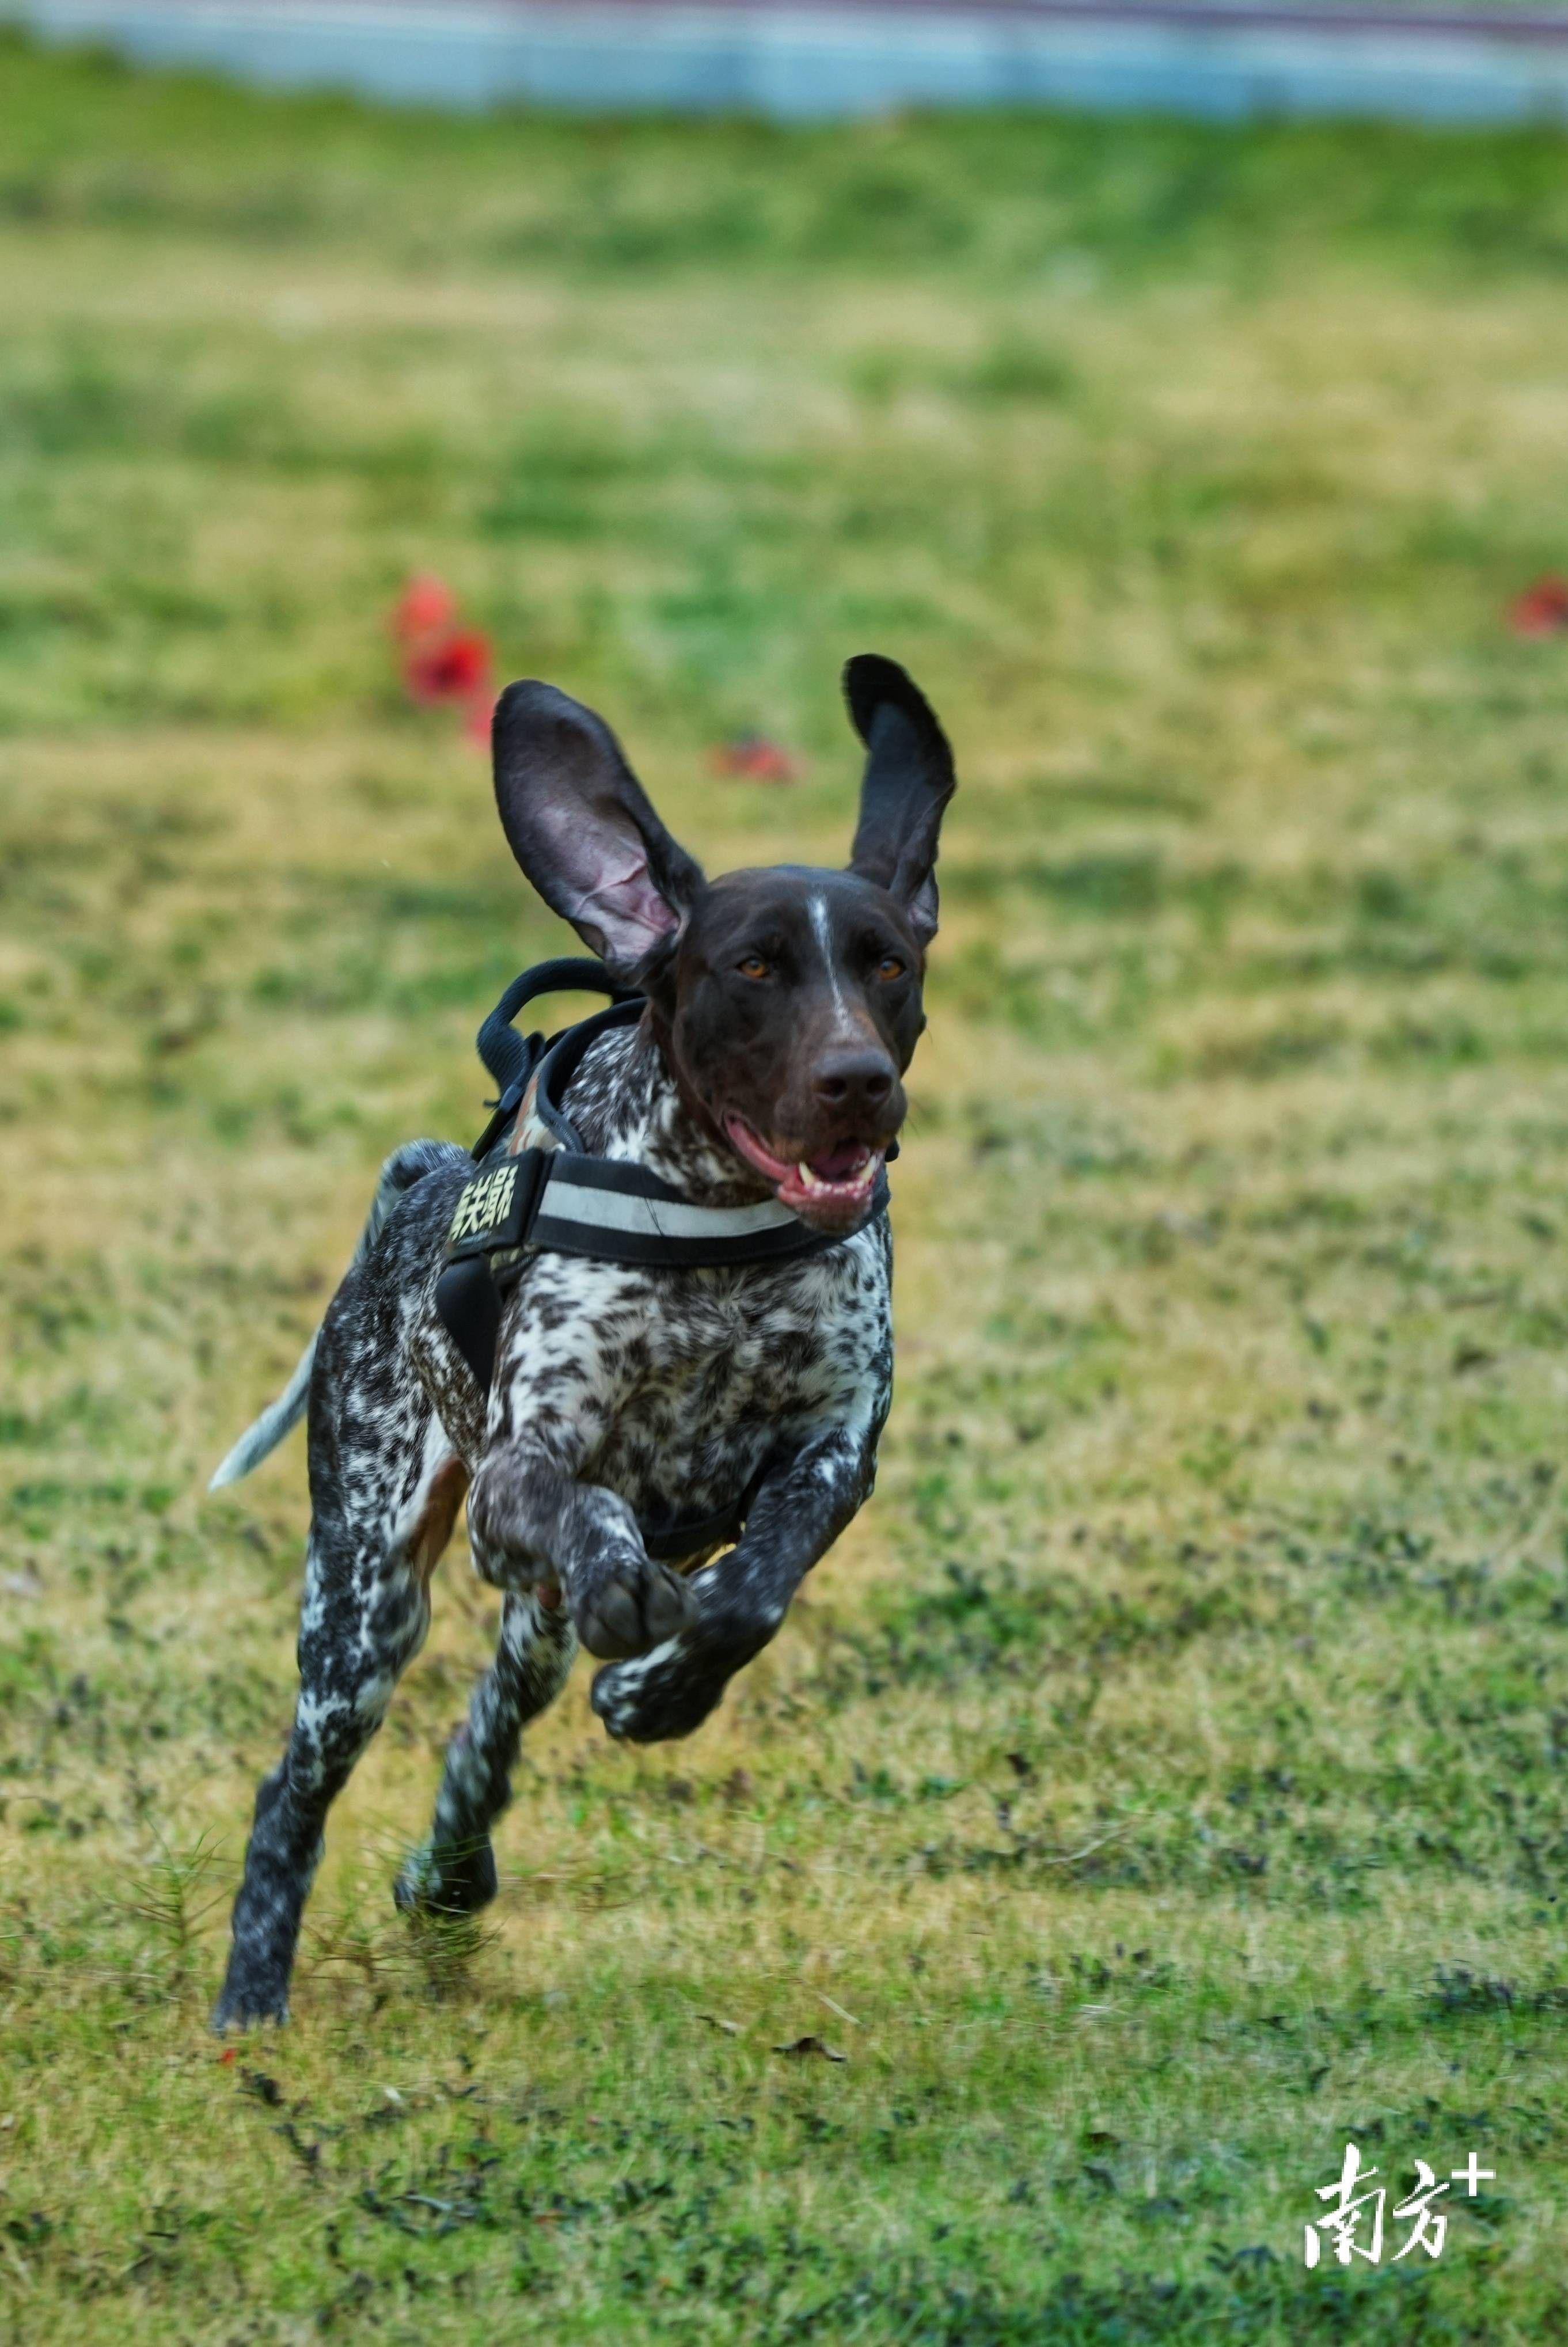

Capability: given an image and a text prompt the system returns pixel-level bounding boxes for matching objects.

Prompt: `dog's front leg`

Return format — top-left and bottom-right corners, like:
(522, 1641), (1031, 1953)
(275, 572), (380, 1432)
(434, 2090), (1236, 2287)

(468, 1275), (699, 1659)
(589, 1417), (879, 1743)
(468, 1442), (697, 1660)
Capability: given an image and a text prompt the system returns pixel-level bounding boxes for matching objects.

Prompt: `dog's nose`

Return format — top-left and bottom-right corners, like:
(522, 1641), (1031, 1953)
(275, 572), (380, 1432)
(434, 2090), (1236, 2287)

(813, 1050), (896, 1115)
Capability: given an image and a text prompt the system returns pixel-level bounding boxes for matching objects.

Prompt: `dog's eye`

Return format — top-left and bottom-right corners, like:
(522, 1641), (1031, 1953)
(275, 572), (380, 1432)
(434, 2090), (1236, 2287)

(736, 954), (770, 981)
(875, 954), (906, 982)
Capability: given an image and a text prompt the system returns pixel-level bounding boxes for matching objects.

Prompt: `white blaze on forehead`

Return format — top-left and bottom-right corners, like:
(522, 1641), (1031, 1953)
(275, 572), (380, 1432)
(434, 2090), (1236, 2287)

(808, 891), (859, 1040)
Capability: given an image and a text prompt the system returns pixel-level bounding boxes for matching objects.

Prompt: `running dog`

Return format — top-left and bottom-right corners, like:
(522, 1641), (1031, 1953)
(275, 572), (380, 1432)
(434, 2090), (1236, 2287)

(210, 654), (955, 2026)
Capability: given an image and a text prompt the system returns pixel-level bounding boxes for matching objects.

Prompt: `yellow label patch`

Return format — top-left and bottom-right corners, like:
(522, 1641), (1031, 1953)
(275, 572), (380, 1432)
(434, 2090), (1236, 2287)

(448, 1163), (518, 1245)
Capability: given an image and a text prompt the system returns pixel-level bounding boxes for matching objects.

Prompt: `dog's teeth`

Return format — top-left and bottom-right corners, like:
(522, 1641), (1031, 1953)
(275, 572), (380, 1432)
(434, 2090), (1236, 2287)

(794, 1150), (880, 1199)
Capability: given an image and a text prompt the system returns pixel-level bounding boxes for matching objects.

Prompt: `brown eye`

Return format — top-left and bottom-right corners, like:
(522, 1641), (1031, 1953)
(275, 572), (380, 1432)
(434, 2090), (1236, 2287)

(875, 954), (906, 982)
(737, 954), (770, 981)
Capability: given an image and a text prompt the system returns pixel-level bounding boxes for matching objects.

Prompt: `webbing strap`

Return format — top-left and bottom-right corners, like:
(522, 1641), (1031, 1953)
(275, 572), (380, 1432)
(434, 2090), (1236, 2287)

(446, 1146), (875, 1273)
(474, 955), (637, 1100)
(469, 962), (641, 1162)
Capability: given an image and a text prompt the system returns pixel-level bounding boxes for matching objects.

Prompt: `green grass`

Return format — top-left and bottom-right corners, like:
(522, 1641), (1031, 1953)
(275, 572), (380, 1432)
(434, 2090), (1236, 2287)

(5, 30), (1568, 2342)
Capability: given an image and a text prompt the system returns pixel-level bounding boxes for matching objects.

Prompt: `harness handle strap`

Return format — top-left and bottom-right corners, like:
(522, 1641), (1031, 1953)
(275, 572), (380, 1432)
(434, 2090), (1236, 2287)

(472, 956), (644, 1160)
(475, 955), (642, 1096)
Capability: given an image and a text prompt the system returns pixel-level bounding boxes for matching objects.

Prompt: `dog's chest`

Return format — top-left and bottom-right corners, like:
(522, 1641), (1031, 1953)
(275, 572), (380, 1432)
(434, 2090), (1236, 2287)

(511, 1232), (890, 1421)
(495, 1224), (891, 1512)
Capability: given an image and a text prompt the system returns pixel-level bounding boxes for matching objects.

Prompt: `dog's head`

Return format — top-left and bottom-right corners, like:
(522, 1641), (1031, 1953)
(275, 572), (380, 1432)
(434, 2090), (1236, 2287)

(492, 655), (956, 1233)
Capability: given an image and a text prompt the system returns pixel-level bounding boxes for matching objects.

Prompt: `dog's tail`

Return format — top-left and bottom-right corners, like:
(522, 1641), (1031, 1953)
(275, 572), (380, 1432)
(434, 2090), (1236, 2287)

(207, 1140), (454, 1492)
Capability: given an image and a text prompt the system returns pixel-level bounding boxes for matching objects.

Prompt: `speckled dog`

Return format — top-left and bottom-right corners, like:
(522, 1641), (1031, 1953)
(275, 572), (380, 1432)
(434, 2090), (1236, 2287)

(210, 654), (956, 2029)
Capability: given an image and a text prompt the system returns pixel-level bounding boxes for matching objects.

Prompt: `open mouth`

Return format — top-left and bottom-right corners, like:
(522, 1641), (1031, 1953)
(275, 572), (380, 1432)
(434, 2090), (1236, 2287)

(724, 1115), (884, 1224)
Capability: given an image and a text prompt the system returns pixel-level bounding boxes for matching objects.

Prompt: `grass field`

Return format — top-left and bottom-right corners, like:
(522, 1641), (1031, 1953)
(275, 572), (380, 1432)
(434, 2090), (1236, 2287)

(9, 33), (1568, 2342)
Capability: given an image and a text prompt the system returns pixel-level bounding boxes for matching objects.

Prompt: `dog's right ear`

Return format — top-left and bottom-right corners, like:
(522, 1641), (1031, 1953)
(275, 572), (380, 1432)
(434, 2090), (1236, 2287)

(492, 681), (705, 982)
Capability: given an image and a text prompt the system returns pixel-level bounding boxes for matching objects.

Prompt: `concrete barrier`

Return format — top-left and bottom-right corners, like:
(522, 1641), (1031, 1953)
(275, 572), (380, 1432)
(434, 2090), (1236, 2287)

(12, 0), (1568, 122)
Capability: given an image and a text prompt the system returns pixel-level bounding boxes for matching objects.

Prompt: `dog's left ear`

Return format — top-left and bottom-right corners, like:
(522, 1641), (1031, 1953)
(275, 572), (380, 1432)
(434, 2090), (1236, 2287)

(844, 655), (956, 949)
(492, 680), (705, 982)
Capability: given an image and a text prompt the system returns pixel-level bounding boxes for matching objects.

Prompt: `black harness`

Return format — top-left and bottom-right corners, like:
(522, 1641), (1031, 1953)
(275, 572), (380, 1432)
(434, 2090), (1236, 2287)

(432, 958), (890, 1563)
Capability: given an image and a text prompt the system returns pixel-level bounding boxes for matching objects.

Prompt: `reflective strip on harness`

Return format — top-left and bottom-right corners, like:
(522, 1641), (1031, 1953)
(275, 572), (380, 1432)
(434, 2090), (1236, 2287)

(536, 1182), (798, 1242)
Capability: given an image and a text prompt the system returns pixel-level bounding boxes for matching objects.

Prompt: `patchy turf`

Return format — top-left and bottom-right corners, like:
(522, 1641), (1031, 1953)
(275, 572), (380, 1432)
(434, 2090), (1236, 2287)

(3, 30), (1568, 2342)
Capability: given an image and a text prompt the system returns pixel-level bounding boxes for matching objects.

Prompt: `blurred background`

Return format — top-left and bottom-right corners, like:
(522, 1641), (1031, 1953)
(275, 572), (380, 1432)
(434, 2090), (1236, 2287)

(5, 12), (1568, 2340)
(17, 0), (1568, 124)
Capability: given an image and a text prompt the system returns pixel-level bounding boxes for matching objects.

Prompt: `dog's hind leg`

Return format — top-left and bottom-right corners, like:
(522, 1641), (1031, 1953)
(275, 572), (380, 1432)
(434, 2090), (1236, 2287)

(212, 1423), (466, 2029)
(395, 1589), (576, 1916)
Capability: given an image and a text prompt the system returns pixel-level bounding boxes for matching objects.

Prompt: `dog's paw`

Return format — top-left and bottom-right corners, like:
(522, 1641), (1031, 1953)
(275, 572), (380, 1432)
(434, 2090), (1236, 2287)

(393, 1836), (498, 1917)
(572, 1552), (698, 1661)
(590, 1641), (728, 1743)
(211, 1970), (290, 2032)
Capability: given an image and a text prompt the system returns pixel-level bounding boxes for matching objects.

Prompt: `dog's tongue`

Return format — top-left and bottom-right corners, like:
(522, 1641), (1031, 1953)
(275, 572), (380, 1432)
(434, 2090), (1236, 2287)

(807, 1141), (871, 1183)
